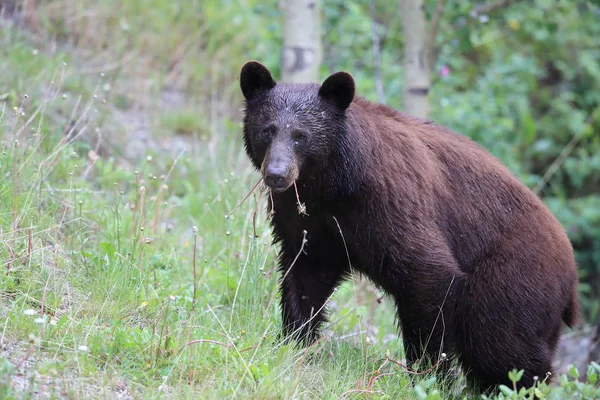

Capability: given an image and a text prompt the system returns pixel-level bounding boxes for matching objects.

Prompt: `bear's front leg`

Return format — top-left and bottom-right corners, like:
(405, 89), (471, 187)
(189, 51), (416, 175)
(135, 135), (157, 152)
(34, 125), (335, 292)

(278, 246), (348, 345)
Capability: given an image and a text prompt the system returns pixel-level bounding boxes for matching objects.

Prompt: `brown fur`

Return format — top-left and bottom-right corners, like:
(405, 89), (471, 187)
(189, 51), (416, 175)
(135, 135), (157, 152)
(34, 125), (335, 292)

(239, 61), (580, 393)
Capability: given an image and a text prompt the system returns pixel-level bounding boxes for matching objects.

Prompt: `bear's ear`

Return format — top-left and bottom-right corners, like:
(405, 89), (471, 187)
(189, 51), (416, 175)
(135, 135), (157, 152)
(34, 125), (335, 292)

(318, 71), (355, 110)
(240, 61), (276, 100)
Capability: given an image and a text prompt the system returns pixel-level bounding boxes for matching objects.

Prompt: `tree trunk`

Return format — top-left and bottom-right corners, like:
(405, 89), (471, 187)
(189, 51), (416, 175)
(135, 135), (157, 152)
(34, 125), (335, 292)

(399, 0), (430, 118)
(281, 0), (322, 83)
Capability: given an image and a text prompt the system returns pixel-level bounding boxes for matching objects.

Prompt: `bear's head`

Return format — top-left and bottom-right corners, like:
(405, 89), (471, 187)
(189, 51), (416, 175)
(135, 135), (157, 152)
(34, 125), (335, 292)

(240, 61), (355, 193)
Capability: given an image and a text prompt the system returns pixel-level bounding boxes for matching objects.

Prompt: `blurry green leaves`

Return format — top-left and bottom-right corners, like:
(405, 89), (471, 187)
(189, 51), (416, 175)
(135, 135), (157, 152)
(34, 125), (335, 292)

(414, 376), (441, 400)
(423, 0), (600, 320)
(579, 52), (600, 107)
(517, 102), (537, 146)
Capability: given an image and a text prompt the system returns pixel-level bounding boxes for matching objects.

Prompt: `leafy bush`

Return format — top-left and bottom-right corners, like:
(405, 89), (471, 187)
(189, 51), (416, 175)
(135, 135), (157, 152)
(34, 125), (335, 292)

(412, 363), (600, 400)
(323, 0), (600, 323)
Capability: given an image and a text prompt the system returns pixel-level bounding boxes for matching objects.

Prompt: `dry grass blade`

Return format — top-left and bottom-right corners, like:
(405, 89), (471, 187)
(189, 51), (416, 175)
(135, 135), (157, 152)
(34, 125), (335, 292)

(227, 178), (262, 218)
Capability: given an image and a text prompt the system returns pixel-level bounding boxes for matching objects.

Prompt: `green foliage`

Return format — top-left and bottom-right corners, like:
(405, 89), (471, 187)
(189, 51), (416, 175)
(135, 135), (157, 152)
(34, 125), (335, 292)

(481, 363), (600, 400)
(414, 376), (443, 400)
(160, 109), (210, 137)
(429, 0), (600, 321)
(323, 0), (600, 322)
(33, 0), (281, 105)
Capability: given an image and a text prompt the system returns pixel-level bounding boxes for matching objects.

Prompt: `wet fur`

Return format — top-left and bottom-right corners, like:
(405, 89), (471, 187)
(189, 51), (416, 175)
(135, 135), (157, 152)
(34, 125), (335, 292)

(240, 61), (580, 392)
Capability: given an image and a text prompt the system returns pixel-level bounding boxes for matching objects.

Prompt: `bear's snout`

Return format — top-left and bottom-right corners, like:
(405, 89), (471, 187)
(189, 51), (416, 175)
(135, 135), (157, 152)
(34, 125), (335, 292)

(264, 163), (288, 191)
(261, 141), (299, 192)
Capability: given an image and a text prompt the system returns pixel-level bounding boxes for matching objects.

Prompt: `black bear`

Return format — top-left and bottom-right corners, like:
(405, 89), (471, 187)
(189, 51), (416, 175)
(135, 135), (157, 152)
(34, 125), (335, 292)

(239, 60), (579, 392)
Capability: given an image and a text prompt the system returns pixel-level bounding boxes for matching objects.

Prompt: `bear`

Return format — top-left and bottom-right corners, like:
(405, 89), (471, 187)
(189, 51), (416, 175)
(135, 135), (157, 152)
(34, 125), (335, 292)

(239, 60), (580, 393)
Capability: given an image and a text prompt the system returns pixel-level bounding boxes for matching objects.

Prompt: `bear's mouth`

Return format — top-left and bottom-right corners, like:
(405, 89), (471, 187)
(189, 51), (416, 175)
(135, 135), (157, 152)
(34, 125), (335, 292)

(263, 177), (294, 193)
(260, 151), (299, 193)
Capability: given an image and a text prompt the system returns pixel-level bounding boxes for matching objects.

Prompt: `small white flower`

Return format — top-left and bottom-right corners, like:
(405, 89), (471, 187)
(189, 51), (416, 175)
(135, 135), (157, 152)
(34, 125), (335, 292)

(23, 309), (36, 316)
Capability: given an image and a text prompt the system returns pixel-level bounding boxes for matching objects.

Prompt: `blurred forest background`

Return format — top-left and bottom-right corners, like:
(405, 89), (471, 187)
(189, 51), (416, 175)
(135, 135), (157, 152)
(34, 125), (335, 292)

(1, 0), (600, 398)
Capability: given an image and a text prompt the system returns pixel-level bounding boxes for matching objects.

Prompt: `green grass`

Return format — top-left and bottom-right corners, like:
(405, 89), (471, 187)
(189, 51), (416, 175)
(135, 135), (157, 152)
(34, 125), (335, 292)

(0, 2), (599, 399)
(159, 109), (210, 138)
(0, 19), (413, 400)
(0, 86), (411, 399)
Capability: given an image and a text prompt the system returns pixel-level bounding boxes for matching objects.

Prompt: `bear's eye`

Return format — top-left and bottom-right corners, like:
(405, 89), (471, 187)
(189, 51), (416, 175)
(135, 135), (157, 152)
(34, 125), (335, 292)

(261, 125), (276, 139)
(291, 130), (308, 142)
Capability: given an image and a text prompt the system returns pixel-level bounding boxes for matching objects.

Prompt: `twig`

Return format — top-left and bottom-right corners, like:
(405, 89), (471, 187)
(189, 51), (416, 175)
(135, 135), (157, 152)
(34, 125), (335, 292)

(179, 339), (257, 353)
(534, 108), (599, 195)
(337, 359), (393, 399)
(227, 178), (262, 218)
(293, 181), (307, 215)
(533, 135), (581, 195)
(269, 188), (275, 215)
(366, 372), (395, 389)
(379, 352), (447, 375)
(27, 227), (33, 260)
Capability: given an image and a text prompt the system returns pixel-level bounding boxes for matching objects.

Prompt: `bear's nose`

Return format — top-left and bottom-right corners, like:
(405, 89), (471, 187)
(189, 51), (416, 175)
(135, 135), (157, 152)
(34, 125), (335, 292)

(264, 165), (287, 190)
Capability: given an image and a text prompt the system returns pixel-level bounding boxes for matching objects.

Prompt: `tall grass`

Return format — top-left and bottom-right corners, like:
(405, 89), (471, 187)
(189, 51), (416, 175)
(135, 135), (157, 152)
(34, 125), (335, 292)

(0, 10), (411, 399)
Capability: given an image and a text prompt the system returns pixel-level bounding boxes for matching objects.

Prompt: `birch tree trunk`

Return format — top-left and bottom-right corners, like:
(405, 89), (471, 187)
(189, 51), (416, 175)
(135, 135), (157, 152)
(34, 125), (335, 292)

(399, 0), (430, 118)
(281, 0), (322, 83)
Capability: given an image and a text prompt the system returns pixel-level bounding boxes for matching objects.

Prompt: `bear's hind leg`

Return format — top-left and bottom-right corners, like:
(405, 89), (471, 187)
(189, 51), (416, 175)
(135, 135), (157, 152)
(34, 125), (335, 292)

(457, 281), (562, 392)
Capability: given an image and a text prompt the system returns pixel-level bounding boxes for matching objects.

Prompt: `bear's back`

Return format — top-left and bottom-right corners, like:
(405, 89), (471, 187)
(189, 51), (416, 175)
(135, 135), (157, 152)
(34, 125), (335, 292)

(344, 97), (576, 279)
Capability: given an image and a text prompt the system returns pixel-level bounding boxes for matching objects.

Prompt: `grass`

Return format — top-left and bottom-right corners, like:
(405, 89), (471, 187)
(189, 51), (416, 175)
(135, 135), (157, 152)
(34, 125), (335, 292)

(0, 1), (599, 399)
(0, 12), (412, 399)
(0, 68), (412, 399)
(159, 109), (210, 138)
